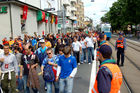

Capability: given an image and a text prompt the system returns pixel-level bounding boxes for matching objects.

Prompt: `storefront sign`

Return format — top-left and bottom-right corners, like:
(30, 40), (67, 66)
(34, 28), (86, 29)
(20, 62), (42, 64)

(0, 6), (7, 13)
(58, 24), (61, 30)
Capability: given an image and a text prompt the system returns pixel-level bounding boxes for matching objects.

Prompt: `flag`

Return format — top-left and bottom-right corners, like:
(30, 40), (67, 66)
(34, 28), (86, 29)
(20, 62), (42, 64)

(42, 11), (45, 22)
(37, 10), (42, 21)
(37, 10), (45, 22)
(42, 31), (45, 35)
(22, 5), (28, 20)
(55, 16), (58, 24)
(51, 15), (54, 24)
(45, 13), (49, 23)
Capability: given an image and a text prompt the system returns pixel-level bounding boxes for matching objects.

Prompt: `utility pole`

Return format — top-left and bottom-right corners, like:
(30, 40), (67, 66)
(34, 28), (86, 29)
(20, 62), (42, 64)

(62, 6), (66, 34)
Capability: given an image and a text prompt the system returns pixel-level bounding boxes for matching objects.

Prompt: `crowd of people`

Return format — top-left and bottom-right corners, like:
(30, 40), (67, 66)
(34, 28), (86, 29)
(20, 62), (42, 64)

(0, 31), (98, 93)
(0, 31), (124, 93)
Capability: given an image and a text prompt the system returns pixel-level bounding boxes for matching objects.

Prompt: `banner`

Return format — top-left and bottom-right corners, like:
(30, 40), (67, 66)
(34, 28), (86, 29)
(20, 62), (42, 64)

(51, 15), (54, 24)
(45, 13), (49, 23)
(37, 10), (45, 22)
(22, 5), (28, 20)
(55, 16), (58, 24)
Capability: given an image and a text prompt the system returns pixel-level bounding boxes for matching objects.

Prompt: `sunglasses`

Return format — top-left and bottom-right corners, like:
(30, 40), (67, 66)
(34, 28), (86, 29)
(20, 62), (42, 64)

(47, 53), (52, 55)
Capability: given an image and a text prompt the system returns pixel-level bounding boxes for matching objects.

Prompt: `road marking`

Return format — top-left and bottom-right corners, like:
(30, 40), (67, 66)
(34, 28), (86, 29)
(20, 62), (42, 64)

(88, 50), (97, 93)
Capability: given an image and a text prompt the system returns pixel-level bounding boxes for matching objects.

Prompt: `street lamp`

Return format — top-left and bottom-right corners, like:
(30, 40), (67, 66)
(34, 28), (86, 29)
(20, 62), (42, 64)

(44, 8), (55, 12)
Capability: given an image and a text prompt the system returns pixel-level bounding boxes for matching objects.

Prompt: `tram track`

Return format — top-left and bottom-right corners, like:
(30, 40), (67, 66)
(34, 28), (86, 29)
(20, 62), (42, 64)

(111, 56), (132, 93)
(109, 39), (140, 93)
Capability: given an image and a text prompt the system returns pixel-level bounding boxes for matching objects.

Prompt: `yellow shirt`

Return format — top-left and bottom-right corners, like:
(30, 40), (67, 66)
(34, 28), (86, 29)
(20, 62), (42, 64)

(9, 40), (14, 46)
(45, 41), (52, 48)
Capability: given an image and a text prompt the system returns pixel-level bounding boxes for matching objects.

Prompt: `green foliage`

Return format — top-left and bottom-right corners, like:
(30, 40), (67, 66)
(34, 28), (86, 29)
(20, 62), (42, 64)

(101, 0), (140, 31)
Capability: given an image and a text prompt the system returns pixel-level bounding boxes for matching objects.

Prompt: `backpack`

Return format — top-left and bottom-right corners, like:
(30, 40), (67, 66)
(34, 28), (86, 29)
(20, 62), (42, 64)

(43, 58), (55, 82)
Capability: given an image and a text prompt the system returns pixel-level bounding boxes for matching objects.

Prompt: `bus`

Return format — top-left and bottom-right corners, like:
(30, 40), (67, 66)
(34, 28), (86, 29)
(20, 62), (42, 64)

(101, 23), (112, 40)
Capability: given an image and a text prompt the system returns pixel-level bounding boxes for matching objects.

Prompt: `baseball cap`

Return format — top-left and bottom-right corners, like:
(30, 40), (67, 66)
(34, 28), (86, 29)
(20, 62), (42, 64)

(40, 39), (45, 43)
(99, 45), (112, 58)
(99, 33), (104, 39)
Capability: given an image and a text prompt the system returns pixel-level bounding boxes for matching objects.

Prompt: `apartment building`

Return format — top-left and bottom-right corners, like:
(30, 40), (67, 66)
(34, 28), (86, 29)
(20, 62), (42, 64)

(76, 0), (85, 30)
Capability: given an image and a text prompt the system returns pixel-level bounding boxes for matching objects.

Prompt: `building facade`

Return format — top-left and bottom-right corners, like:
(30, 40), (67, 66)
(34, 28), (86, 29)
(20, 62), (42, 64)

(0, 0), (58, 43)
(76, 0), (85, 30)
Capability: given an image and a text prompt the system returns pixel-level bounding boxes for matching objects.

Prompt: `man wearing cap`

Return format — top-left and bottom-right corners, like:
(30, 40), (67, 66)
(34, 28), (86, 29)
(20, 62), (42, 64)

(115, 33), (127, 66)
(35, 39), (48, 90)
(35, 39), (48, 66)
(91, 45), (122, 93)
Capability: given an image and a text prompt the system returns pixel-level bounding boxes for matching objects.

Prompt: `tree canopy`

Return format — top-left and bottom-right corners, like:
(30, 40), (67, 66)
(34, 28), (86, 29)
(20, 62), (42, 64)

(101, 0), (140, 31)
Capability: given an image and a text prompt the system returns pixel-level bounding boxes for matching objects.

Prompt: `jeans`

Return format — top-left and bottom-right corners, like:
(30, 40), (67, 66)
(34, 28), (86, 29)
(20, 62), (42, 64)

(81, 48), (86, 63)
(23, 75), (38, 93)
(117, 48), (124, 65)
(59, 77), (74, 93)
(17, 67), (24, 90)
(73, 51), (80, 63)
(87, 47), (94, 63)
(46, 81), (59, 93)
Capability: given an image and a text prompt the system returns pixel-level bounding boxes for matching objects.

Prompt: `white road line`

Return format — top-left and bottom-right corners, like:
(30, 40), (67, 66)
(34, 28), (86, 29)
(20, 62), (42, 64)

(88, 50), (97, 93)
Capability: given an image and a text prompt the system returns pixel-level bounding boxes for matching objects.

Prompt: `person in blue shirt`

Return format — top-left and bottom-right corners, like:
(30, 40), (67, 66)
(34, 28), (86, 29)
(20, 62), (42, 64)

(31, 37), (37, 51)
(41, 48), (59, 93)
(56, 46), (77, 93)
(35, 39), (48, 66)
(35, 39), (48, 90)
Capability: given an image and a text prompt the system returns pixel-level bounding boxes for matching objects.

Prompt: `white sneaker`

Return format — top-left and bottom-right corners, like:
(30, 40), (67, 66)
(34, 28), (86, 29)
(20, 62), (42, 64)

(84, 60), (86, 63)
(78, 63), (81, 65)
(88, 63), (91, 65)
(45, 87), (47, 91)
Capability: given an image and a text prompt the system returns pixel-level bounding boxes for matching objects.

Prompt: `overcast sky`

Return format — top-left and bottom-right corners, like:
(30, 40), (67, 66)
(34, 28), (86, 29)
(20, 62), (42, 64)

(81, 0), (117, 26)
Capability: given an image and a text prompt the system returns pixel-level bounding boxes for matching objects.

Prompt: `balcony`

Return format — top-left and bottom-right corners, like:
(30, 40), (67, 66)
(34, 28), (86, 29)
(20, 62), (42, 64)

(63, 0), (70, 6)
(71, 7), (77, 12)
(71, 0), (77, 3)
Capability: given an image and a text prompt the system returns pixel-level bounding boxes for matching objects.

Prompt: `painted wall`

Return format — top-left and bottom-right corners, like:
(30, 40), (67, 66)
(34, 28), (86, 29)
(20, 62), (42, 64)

(0, 4), (11, 44)
(11, 4), (22, 38)
(38, 22), (45, 36)
(26, 9), (38, 36)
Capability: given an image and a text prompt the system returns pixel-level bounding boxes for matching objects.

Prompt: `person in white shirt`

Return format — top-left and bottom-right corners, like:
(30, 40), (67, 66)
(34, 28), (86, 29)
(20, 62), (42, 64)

(85, 33), (96, 64)
(0, 44), (4, 55)
(80, 36), (87, 63)
(72, 36), (82, 65)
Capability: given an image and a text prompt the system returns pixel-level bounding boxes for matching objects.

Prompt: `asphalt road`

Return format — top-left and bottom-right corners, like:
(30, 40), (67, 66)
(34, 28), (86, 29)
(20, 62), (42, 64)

(73, 63), (92, 93)
(18, 62), (92, 93)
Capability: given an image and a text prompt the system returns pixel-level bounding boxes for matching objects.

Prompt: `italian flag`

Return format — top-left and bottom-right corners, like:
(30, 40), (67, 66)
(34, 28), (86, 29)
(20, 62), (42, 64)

(45, 13), (49, 23)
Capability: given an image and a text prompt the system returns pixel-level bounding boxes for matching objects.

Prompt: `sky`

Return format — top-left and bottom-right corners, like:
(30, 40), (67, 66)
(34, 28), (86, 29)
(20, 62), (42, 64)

(81, 0), (117, 26)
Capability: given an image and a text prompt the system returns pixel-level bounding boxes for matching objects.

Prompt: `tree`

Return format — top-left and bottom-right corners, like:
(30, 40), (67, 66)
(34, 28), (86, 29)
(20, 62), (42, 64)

(101, 0), (140, 32)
